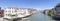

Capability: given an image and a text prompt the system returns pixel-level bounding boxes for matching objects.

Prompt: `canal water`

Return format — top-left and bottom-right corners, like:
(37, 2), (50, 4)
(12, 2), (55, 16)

(20, 13), (56, 21)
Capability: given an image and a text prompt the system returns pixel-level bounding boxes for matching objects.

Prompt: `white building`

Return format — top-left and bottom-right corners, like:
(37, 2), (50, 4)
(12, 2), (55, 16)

(3, 7), (32, 19)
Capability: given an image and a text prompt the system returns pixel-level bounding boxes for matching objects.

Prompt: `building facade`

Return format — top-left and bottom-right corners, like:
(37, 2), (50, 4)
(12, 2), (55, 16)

(1, 9), (4, 17)
(55, 3), (60, 14)
(0, 7), (4, 17)
(3, 7), (36, 19)
(0, 7), (1, 16)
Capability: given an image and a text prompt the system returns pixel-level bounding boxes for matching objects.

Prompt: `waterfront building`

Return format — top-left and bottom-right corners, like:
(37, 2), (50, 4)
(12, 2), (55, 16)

(52, 3), (60, 20)
(0, 7), (1, 16)
(1, 9), (4, 17)
(55, 3), (60, 14)
(3, 7), (36, 19)
(43, 9), (49, 15)
(0, 7), (4, 17)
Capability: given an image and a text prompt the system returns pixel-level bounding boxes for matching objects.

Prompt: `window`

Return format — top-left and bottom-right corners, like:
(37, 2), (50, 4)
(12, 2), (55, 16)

(15, 11), (17, 12)
(6, 14), (7, 15)
(6, 11), (7, 12)
(0, 12), (1, 14)
(56, 7), (60, 12)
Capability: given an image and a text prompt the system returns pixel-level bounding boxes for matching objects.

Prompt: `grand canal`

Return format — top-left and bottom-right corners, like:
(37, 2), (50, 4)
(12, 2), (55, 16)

(20, 13), (57, 21)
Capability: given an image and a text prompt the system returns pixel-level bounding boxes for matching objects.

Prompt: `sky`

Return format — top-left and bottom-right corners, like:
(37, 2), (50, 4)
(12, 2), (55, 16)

(0, 0), (60, 10)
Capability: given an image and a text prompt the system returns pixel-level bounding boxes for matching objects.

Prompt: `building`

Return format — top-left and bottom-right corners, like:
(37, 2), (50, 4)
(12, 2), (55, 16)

(55, 3), (60, 14)
(0, 7), (4, 17)
(28, 8), (37, 14)
(0, 7), (1, 16)
(1, 9), (4, 17)
(52, 3), (60, 20)
(43, 9), (49, 14)
(3, 7), (36, 19)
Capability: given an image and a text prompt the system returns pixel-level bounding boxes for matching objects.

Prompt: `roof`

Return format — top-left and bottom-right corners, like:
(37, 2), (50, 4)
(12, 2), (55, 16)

(56, 3), (60, 7)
